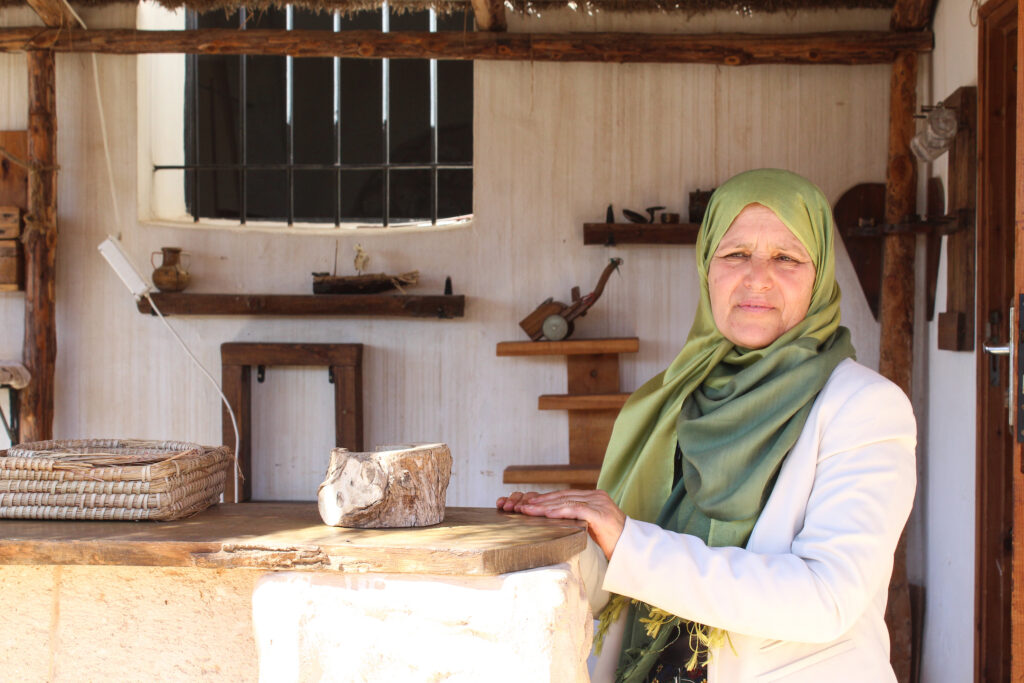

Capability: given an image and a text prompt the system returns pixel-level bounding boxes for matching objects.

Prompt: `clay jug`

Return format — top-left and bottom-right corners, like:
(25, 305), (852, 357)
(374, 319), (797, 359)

(151, 247), (190, 292)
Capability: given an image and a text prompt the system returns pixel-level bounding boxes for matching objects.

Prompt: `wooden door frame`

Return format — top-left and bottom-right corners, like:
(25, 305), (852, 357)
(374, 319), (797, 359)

(1012, 0), (1024, 677)
(977, 0), (1017, 679)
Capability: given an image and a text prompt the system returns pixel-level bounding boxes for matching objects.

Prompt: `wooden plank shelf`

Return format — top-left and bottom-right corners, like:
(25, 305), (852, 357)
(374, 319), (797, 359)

(502, 465), (601, 486)
(496, 337), (639, 357)
(538, 393), (630, 411)
(583, 222), (700, 246)
(498, 337), (637, 488)
(137, 292), (465, 318)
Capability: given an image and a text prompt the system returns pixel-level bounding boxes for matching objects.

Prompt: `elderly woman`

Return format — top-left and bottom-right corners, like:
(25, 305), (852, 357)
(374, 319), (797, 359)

(497, 169), (916, 683)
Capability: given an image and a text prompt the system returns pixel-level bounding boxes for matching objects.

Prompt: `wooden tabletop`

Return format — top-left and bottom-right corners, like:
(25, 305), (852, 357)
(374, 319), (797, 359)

(0, 503), (588, 576)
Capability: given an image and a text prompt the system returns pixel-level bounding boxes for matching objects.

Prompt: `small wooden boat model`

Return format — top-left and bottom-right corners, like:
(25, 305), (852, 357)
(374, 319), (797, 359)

(312, 271), (419, 294)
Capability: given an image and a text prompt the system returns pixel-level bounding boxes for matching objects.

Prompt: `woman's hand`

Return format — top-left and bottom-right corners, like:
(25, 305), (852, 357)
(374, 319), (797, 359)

(496, 489), (626, 560)
(496, 490), (544, 512)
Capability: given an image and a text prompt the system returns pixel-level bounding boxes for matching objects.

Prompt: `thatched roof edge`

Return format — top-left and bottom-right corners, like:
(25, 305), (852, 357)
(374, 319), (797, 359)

(0, 0), (894, 16)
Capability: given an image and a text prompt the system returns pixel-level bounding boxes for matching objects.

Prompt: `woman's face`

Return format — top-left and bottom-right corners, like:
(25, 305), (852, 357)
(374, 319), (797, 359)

(708, 203), (816, 349)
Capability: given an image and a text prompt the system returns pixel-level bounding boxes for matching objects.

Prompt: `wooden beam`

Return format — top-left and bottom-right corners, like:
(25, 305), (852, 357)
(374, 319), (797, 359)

(880, 51), (917, 394)
(885, 2), (935, 677)
(890, 0), (935, 30)
(20, 50), (56, 443)
(471, 0), (506, 31)
(0, 28), (933, 64)
(24, 0), (80, 29)
(878, 49), (917, 683)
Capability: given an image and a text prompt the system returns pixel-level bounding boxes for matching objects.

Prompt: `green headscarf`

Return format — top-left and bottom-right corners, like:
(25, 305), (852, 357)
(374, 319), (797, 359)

(595, 169), (855, 681)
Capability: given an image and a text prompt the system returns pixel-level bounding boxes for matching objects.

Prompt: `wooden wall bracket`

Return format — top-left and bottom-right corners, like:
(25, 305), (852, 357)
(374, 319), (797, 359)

(835, 88), (975, 341)
(220, 342), (363, 502)
(496, 337), (638, 488)
(835, 178), (947, 322)
(935, 86), (977, 351)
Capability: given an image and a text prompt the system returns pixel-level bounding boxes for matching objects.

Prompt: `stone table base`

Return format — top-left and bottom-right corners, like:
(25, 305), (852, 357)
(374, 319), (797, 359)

(252, 561), (592, 682)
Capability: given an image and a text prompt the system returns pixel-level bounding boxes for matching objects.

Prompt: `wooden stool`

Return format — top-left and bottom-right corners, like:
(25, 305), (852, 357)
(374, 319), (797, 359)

(221, 343), (363, 502)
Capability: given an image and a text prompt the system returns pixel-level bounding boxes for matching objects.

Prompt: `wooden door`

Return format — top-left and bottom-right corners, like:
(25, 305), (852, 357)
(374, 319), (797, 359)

(1012, 0), (1024, 677)
(978, 0), (1017, 680)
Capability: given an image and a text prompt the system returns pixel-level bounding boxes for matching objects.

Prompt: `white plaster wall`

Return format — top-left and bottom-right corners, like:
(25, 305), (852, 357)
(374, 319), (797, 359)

(0, 6), (31, 361)
(5, 1), (990, 679)
(0, 565), (260, 681)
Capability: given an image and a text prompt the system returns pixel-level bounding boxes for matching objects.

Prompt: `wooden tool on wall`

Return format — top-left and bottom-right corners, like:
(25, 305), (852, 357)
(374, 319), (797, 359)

(519, 258), (623, 341)
(834, 178), (948, 323)
(934, 86), (977, 351)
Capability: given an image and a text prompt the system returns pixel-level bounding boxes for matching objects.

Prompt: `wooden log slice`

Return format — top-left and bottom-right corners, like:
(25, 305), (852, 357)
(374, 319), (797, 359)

(317, 443), (452, 528)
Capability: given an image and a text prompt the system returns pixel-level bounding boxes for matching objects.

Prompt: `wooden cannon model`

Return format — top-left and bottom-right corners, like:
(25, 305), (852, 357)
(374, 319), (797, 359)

(519, 258), (623, 341)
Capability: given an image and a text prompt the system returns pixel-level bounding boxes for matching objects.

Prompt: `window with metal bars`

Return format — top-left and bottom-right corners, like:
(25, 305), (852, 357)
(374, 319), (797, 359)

(157, 5), (473, 227)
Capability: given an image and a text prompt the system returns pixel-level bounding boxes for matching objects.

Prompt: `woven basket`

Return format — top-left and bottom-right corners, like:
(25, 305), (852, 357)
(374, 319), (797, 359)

(0, 439), (232, 521)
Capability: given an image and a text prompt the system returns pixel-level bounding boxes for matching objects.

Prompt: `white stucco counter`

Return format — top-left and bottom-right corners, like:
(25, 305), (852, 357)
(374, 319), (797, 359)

(0, 503), (592, 682)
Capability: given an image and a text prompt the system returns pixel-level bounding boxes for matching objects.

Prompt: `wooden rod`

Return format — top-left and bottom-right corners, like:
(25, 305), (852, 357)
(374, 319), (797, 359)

(25, 0), (80, 29)
(0, 28), (932, 64)
(20, 50), (57, 443)
(878, 49), (917, 683)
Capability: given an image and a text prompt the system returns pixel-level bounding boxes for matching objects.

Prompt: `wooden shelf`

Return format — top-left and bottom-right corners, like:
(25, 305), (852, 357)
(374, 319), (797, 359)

(499, 337), (637, 488)
(538, 393), (630, 411)
(583, 222), (700, 246)
(503, 465), (601, 486)
(137, 292), (465, 318)
(496, 337), (638, 357)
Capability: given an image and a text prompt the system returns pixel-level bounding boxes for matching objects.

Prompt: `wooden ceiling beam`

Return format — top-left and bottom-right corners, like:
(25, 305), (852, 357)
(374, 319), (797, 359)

(24, 0), (80, 29)
(0, 28), (932, 64)
(471, 0), (507, 31)
(890, 0), (935, 30)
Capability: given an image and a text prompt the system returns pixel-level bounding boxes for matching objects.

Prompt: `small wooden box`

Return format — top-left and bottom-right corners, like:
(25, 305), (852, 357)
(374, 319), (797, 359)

(0, 239), (24, 291)
(0, 206), (20, 240)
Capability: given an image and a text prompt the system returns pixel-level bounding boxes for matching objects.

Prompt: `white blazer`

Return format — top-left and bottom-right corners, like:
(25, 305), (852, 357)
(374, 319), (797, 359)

(585, 359), (917, 683)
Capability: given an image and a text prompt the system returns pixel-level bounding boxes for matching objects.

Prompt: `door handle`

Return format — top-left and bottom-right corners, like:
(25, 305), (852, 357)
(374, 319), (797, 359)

(982, 306), (1015, 428)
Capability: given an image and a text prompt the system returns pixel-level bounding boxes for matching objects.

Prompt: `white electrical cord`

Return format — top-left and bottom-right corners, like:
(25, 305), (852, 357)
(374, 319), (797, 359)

(144, 292), (243, 501)
(78, 4), (244, 501)
(61, 0), (121, 233)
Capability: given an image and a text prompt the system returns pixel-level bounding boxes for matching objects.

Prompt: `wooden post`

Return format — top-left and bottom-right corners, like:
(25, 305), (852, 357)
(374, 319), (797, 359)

(25, 0), (80, 29)
(879, 49), (917, 683)
(20, 51), (57, 443)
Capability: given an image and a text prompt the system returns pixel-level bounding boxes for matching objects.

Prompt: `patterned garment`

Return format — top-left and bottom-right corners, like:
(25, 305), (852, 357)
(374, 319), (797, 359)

(645, 623), (709, 683)
(647, 660), (708, 683)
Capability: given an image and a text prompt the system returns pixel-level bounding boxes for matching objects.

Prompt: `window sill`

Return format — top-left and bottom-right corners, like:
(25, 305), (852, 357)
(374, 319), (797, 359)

(139, 215), (474, 237)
